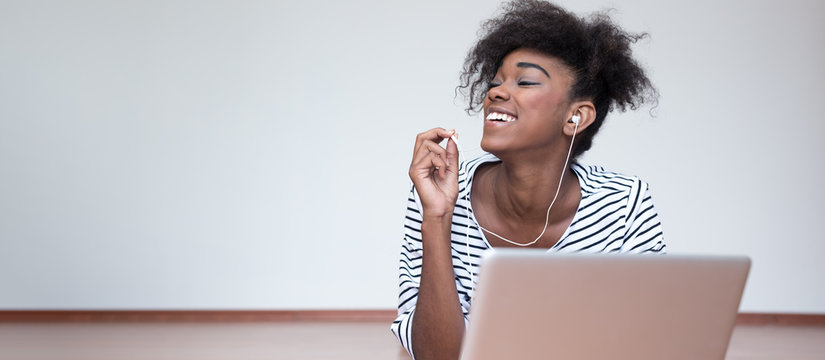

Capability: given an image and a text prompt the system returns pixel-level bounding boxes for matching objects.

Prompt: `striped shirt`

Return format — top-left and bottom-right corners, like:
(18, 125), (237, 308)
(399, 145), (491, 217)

(390, 153), (666, 357)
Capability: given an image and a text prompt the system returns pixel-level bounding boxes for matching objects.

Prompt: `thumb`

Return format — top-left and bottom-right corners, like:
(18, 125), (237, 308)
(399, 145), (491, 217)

(446, 133), (459, 171)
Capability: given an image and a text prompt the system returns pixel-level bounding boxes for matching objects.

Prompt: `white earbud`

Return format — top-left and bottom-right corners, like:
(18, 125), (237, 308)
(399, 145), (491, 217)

(570, 114), (581, 125)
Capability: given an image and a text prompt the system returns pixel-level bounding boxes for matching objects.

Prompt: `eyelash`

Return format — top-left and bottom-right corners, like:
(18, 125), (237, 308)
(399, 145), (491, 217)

(488, 81), (539, 88)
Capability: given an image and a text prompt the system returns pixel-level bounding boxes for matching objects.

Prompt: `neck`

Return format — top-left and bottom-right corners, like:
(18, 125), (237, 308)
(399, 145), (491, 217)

(489, 149), (577, 223)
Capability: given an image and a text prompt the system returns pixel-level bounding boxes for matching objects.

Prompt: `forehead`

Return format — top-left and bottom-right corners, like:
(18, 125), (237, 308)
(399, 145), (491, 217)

(498, 48), (574, 79)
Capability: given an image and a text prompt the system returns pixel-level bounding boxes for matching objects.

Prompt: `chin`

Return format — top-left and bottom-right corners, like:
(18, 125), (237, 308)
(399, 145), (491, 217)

(479, 136), (507, 155)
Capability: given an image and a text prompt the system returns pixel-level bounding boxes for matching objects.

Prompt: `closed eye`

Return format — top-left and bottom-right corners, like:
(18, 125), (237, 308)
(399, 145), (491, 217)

(518, 81), (540, 86)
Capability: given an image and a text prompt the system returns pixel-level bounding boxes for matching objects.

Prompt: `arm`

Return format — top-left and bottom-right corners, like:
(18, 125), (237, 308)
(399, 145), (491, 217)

(391, 186), (470, 359)
(412, 214), (466, 360)
(392, 128), (466, 360)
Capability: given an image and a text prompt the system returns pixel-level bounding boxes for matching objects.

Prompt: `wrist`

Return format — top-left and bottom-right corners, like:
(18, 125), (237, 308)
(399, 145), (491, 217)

(421, 211), (453, 224)
(420, 214), (454, 251)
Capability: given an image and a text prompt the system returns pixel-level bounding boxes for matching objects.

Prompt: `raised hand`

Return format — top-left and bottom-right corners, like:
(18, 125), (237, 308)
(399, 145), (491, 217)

(408, 128), (460, 219)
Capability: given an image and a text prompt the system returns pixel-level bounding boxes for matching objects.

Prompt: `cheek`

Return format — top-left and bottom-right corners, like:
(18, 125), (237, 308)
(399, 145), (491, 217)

(525, 90), (566, 117)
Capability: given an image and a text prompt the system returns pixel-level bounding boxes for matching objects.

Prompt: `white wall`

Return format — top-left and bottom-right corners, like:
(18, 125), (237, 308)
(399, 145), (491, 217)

(0, 0), (822, 312)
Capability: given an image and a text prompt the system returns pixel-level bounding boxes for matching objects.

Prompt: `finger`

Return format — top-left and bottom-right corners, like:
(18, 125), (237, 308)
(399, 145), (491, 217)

(445, 134), (459, 173)
(410, 145), (446, 176)
(421, 140), (448, 160)
(413, 128), (455, 154)
(413, 128), (445, 153)
(410, 150), (446, 180)
(411, 141), (433, 168)
(427, 153), (447, 179)
(412, 139), (448, 168)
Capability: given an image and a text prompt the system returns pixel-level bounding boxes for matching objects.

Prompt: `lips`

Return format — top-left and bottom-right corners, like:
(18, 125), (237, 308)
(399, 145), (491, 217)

(485, 107), (518, 126)
(486, 112), (517, 122)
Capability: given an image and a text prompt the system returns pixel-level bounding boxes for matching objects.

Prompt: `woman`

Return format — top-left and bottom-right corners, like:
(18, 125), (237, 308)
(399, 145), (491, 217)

(391, 1), (665, 359)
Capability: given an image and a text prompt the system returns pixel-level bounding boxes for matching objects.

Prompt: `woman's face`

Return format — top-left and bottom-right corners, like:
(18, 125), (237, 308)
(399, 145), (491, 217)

(481, 48), (575, 155)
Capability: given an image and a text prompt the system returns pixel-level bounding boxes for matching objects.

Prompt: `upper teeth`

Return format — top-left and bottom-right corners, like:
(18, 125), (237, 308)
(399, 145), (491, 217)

(486, 112), (516, 122)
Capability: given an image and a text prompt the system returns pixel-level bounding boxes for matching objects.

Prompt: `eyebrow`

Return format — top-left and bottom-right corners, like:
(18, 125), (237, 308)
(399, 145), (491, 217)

(517, 62), (550, 78)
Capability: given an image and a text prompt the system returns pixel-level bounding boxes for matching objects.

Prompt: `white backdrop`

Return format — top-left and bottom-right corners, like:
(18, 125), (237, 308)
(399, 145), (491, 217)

(1, 0), (823, 312)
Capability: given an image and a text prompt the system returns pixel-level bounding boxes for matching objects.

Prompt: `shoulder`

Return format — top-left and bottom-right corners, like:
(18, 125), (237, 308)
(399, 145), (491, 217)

(559, 164), (664, 253)
(571, 163), (654, 227)
(460, 153), (499, 179)
(571, 163), (648, 198)
(456, 153), (499, 198)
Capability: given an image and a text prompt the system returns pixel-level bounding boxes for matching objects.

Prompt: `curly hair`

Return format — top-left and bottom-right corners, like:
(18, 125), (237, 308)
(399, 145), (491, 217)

(458, 0), (658, 158)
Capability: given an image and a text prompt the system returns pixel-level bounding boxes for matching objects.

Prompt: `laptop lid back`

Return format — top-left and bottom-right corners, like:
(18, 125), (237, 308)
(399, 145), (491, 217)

(460, 250), (750, 360)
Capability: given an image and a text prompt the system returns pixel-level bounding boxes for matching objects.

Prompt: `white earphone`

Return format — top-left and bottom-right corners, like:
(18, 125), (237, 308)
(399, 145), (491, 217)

(570, 114), (581, 125)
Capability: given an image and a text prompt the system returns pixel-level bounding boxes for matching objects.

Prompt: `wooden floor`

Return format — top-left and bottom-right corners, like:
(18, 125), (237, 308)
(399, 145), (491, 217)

(1, 321), (823, 360)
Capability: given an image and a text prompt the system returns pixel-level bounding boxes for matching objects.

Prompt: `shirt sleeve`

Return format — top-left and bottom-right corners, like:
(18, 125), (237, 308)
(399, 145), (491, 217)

(390, 186), (425, 358)
(621, 180), (667, 253)
(390, 185), (472, 359)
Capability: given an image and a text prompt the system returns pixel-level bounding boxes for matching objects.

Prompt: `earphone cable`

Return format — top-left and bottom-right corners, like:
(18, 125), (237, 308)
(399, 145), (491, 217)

(453, 118), (579, 296)
(476, 120), (578, 247)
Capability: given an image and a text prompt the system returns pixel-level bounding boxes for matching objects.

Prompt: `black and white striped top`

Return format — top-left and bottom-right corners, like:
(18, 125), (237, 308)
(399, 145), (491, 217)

(390, 153), (666, 358)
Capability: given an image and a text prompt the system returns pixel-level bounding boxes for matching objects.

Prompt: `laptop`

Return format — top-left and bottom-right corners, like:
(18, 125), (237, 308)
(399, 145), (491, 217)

(460, 250), (750, 360)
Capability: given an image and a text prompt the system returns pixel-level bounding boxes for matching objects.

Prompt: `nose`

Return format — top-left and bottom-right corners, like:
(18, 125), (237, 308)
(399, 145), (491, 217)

(487, 83), (510, 101)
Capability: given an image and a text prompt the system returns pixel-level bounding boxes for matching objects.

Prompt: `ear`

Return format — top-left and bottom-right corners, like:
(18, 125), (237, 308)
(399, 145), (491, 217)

(563, 101), (596, 137)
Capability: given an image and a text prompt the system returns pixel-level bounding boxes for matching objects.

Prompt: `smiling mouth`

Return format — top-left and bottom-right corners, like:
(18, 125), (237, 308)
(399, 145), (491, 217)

(486, 112), (517, 122)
